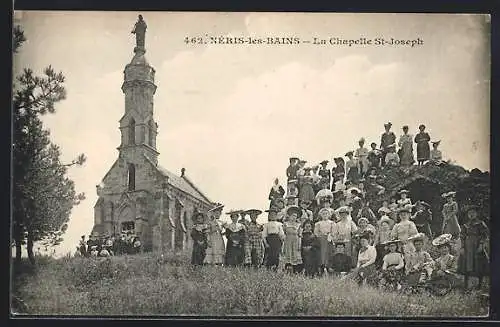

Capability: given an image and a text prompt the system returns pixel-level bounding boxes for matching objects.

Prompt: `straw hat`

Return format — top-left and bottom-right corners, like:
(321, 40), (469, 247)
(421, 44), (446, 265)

(382, 239), (401, 246)
(357, 217), (369, 225)
(226, 209), (243, 216)
(398, 189), (410, 195)
(286, 205), (302, 217)
(432, 234), (452, 247)
(336, 206), (351, 214)
(408, 233), (426, 243)
(318, 207), (333, 219)
(378, 207), (392, 214)
(441, 191), (456, 198)
(245, 209), (263, 217)
(320, 160), (329, 165)
(379, 216), (393, 226)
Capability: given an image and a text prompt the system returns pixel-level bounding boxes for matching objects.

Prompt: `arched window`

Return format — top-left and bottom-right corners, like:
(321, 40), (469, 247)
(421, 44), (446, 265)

(129, 118), (136, 145)
(128, 164), (136, 191)
(148, 119), (154, 146)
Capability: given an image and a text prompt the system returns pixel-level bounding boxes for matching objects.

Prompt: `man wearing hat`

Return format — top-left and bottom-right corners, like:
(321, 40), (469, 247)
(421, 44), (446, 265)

(380, 122), (396, 167)
(286, 157), (299, 182)
(405, 233), (434, 285)
(224, 210), (246, 267)
(204, 204), (226, 265)
(262, 208), (285, 270)
(412, 201), (433, 239)
(390, 204), (419, 255)
(318, 160), (331, 191)
(243, 209), (265, 268)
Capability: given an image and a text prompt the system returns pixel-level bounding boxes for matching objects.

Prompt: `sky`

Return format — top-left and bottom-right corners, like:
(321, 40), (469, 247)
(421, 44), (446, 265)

(13, 11), (490, 256)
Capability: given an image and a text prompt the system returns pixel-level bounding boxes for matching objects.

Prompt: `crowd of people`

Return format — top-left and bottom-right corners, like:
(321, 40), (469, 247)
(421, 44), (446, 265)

(190, 122), (489, 291)
(76, 231), (142, 257)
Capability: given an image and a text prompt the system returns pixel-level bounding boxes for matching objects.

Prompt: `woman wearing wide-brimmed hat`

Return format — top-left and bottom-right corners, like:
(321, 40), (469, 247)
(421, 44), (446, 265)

(459, 204), (489, 290)
(223, 210), (247, 267)
(380, 122), (396, 167)
(204, 204), (226, 265)
(414, 124), (431, 166)
(390, 204), (419, 255)
(429, 234), (459, 285)
(405, 233), (434, 285)
(314, 207), (335, 274)
(396, 189), (412, 209)
(379, 239), (405, 289)
(331, 206), (359, 266)
(441, 192), (461, 255)
(318, 160), (331, 190)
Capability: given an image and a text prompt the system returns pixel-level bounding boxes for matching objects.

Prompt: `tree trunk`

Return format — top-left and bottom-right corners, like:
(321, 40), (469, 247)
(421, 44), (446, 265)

(27, 230), (35, 265)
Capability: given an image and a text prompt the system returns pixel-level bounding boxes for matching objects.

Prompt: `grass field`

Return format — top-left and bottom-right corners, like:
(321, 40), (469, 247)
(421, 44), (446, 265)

(12, 252), (489, 317)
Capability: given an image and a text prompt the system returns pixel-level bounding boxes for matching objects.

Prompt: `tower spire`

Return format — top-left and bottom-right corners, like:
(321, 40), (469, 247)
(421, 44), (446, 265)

(131, 14), (147, 54)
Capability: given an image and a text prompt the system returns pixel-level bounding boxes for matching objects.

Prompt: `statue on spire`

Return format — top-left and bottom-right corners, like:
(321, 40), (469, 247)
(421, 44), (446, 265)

(131, 14), (147, 50)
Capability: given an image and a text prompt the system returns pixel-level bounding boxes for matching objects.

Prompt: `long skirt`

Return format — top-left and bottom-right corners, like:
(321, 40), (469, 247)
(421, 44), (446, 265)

(191, 242), (207, 265)
(299, 184), (316, 204)
(347, 167), (360, 184)
(375, 244), (387, 268)
(317, 235), (331, 266)
(416, 142), (430, 161)
(265, 234), (283, 268)
(204, 233), (225, 265)
(302, 246), (319, 276)
(244, 240), (265, 266)
(225, 244), (245, 267)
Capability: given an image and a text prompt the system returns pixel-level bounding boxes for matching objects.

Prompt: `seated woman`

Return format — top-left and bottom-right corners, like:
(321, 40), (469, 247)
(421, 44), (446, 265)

(348, 232), (377, 286)
(328, 241), (353, 277)
(405, 233), (434, 286)
(429, 233), (459, 285)
(379, 239), (405, 289)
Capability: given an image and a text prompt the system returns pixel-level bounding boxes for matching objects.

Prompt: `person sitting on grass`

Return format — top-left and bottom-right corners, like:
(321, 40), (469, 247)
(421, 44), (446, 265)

(348, 232), (377, 286)
(300, 220), (320, 277)
(429, 233), (459, 285)
(379, 239), (405, 290)
(328, 241), (353, 277)
(191, 212), (209, 266)
(405, 233), (434, 286)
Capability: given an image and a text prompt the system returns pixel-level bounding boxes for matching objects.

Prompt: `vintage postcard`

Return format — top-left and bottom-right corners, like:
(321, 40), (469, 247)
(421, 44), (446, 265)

(11, 11), (490, 317)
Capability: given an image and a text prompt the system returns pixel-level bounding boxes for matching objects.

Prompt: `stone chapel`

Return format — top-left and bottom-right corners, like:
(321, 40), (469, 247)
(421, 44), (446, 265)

(91, 16), (216, 253)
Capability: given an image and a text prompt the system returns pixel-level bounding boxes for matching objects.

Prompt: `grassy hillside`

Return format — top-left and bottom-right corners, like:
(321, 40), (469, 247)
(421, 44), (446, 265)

(13, 253), (488, 317)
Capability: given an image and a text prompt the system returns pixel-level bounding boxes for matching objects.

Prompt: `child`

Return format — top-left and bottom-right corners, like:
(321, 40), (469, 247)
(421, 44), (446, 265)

(283, 206), (303, 273)
(430, 140), (443, 165)
(224, 210), (246, 267)
(301, 220), (320, 277)
(191, 212), (209, 266)
(405, 233), (434, 285)
(355, 138), (370, 176)
(328, 241), (353, 277)
(314, 208), (335, 274)
(262, 208), (286, 270)
(384, 143), (400, 167)
(243, 209), (265, 268)
(397, 189), (412, 209)
(367, 142), (382, 170)
(345, 151), (360, 184)
(379, 239), (405, 289)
